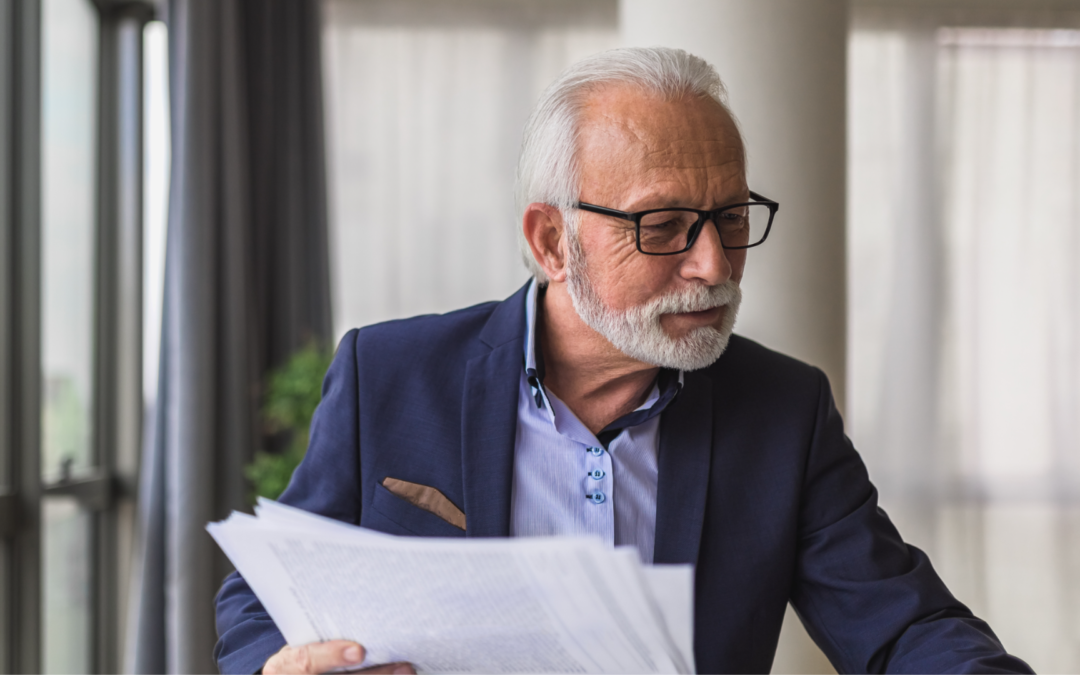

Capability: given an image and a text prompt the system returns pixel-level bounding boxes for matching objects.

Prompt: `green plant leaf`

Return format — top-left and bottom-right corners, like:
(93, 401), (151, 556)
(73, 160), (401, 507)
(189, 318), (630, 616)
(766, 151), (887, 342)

(247, 342), (334, 502)
(263, 344), (335, 432)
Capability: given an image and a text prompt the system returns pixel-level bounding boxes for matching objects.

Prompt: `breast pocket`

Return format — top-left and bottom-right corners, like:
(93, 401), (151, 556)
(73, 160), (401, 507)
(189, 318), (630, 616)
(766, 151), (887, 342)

(364, 482), (466, 538)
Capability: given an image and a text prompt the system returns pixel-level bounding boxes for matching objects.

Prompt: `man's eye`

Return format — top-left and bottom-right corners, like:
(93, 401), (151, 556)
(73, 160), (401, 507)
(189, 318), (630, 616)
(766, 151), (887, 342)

(644, 220), (678, 230)
(716, 212), (746, 229)
(641, 211), (695, 230)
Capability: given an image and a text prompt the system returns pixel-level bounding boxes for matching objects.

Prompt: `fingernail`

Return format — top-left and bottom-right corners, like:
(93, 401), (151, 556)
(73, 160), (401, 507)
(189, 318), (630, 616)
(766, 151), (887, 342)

(344, 645), (363, 662)
(393, 665), (413, 674)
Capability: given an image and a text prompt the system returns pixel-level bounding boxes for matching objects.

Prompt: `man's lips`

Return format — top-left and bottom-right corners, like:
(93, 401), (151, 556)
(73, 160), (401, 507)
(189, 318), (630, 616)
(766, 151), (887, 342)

(672, 306), (723, 323)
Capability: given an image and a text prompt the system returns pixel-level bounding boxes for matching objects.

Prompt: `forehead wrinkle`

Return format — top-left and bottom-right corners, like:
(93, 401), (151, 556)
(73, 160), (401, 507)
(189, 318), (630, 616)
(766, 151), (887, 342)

(639, 143), (743, 171)
(582, 118), (742, 175)
(576, 87), (746, 208)
(626, 171), (744, 211)
(630, 141), (745, 208)
(613, 123), (737, 165)
(581, 125), (742, 185)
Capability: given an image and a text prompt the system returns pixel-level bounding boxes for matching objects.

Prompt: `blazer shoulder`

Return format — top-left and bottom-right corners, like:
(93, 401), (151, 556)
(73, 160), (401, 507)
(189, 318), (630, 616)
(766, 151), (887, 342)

(705, 334), (836, 423)
(719, 334), (827, 386)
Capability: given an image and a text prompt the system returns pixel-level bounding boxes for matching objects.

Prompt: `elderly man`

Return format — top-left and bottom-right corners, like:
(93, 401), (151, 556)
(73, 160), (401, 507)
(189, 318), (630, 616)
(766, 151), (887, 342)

(215, 47), (1030, 674)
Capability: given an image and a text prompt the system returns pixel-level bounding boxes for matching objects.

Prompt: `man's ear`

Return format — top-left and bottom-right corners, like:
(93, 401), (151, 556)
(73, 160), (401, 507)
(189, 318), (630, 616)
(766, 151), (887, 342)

(522, 203), (570, 283)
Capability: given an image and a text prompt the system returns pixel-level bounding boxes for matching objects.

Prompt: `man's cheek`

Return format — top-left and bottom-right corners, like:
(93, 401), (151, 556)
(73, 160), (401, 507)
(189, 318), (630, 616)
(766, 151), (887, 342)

(726, 250), (748, 282)
(610, 260), (677, 308)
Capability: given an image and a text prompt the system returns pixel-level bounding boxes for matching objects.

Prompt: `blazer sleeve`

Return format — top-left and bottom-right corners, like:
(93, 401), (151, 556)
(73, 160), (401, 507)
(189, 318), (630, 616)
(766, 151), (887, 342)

(791, 369), (1032, 674)
(214, 329), (363, 674)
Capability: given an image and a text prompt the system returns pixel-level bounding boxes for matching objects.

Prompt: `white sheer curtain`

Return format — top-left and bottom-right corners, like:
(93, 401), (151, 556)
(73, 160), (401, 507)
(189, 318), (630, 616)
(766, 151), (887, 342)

(938, 28), (1080, 502)
(321, 0), (618, 340)
(850, 9), (1080, 671)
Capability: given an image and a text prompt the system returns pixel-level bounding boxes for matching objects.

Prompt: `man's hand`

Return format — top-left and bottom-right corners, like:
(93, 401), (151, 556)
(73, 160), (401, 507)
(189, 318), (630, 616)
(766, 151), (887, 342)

(263, 640), (416, 674)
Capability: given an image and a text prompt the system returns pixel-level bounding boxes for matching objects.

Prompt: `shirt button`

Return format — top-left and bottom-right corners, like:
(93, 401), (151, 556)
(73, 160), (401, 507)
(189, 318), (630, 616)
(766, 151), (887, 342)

(588, 446), (604, 457)
(588, 492), (606, 505)
(588, 469), (605, 480)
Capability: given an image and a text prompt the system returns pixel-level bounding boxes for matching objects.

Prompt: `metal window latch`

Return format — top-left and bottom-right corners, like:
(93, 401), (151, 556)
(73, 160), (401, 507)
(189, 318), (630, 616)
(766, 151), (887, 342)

(42, 470), (116, 512)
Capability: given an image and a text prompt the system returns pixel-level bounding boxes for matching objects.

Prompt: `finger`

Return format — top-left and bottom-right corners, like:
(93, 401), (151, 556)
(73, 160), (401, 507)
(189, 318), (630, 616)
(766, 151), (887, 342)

(356, 662), (416, 674)
(300, 640), (366, 674)
(267, 640), (366, 674)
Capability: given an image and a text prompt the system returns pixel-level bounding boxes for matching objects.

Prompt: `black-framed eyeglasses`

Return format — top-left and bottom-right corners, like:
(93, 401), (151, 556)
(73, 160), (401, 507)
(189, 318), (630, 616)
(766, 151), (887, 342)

(576, 190), (779, 255)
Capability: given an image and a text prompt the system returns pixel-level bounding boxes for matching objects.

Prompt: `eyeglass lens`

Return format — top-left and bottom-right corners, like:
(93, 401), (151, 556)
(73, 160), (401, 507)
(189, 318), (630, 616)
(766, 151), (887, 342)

(637, 203), (771, 253)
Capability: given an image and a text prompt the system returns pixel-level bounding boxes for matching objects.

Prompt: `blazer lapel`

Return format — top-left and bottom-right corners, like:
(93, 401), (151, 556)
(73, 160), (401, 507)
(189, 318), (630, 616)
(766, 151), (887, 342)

(460, 284), (530, 538)
(654, 369), (714, 564)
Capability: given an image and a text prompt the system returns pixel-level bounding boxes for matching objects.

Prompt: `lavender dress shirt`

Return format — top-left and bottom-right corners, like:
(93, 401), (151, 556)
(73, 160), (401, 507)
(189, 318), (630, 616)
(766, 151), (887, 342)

(509, 280), (683, 563)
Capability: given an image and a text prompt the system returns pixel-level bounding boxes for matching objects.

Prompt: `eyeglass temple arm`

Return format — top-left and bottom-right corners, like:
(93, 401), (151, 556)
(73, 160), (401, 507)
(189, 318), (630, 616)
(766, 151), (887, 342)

(577, 203), (636, 221)
(749, 190), (779, 209)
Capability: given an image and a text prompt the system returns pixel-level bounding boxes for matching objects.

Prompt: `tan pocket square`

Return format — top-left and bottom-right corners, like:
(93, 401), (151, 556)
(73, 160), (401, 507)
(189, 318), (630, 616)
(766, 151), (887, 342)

(381, 477), (466, 530)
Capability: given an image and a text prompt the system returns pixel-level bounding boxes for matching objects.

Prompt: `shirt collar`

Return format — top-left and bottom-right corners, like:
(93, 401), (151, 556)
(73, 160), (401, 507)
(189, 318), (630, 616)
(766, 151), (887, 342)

(524, 278), (542, 376)
(523, 279), (547, 409)
(522, 279), (683, 437)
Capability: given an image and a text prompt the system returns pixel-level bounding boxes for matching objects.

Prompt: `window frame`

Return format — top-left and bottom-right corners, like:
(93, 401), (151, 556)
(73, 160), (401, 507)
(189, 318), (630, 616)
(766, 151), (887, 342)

(0, 0), (155, 671)
(1, 2), (44, 672)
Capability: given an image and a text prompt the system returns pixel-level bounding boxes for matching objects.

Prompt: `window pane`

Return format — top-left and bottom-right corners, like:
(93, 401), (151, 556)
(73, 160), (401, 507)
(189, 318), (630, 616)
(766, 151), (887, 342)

(41, 498), (92, 674)
(40, 0), (98, 672)
(143, 20), (169, 407)
(40, 0), (98, 480)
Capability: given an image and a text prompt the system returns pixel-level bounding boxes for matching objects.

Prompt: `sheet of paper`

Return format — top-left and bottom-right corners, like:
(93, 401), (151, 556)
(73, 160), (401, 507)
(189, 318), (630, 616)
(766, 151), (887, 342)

(642, 565), (696, 674)
(208, 501), (694, 674)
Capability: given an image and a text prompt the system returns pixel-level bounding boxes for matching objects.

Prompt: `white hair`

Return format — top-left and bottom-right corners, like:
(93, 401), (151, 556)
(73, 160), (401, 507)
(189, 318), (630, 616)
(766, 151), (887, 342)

(514, 46), (741, 282)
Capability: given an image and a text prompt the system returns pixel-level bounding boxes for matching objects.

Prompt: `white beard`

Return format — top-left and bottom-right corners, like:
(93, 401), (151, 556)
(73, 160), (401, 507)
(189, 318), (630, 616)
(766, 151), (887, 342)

(564, 231), (741, 371)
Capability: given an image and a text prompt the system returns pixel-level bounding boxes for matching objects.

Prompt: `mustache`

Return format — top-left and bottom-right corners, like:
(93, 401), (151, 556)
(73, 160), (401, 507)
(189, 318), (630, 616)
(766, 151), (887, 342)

(637, 280), (742, 316)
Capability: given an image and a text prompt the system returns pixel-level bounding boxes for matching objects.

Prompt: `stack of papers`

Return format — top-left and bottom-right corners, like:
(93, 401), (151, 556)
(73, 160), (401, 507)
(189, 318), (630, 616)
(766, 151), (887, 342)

(208, 499), (695, 673)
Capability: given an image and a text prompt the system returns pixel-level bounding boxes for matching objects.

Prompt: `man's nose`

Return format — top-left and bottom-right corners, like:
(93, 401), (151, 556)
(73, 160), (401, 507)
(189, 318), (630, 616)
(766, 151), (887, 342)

(679, 219), (732, 285)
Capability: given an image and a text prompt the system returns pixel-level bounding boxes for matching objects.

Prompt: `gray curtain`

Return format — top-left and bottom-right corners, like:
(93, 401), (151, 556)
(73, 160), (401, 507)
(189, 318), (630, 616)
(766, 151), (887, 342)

(128, 1), (331, 672)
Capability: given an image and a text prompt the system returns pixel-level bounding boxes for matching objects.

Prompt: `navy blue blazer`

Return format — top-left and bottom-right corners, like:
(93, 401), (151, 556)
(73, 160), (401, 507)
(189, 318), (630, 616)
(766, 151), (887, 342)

(215, 284), (1030, 674)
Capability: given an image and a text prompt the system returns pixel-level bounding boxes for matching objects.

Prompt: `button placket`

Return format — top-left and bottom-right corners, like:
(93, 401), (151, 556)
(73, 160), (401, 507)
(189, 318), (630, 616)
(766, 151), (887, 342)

(585, 445), (612, 506)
